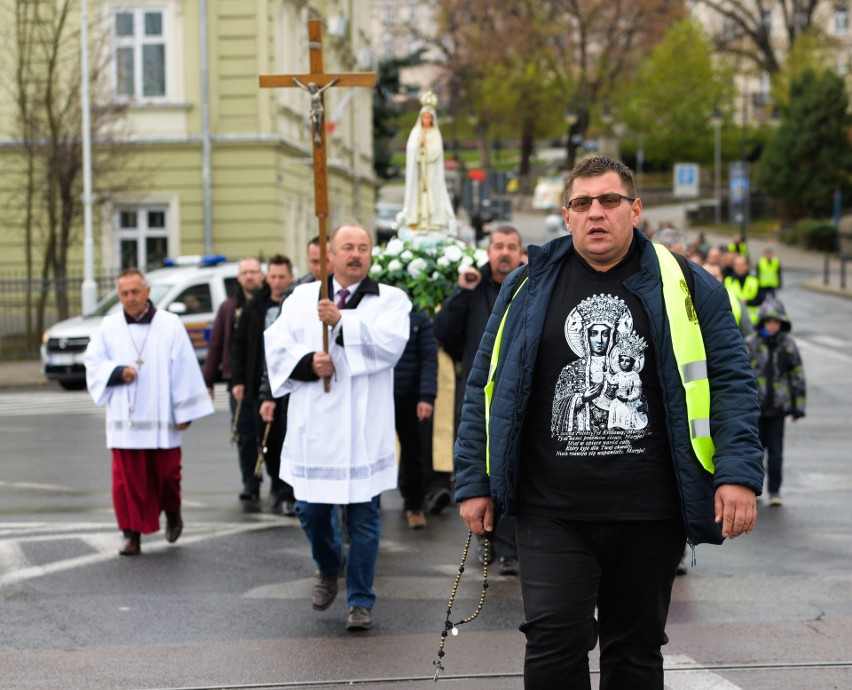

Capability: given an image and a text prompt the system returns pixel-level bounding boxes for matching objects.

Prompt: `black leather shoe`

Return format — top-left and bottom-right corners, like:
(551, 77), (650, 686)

(498, 556), (519, 576)
(165, 513), (183, 543)
(426, 488), (452, 515)
(119, 533), (140, 556)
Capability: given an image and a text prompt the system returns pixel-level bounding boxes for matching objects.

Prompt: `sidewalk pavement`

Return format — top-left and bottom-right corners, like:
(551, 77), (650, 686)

(0, 359), (47, 391)
(2, 223), (850, 392)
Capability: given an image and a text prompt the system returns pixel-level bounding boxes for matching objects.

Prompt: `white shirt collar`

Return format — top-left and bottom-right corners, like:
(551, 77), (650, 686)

(332, 279), (361, 300)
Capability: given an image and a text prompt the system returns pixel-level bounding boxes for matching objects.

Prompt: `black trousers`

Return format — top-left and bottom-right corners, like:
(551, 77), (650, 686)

(479, 513), (518, 560)
(229, 387), (259, 492)
(395, 398), (431, 511)
(758, 414), (786, 495)
(516, 515), (685, 690)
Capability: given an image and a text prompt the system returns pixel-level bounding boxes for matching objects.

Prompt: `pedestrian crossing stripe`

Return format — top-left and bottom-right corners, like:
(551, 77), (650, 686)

(0, 388), (230, 417)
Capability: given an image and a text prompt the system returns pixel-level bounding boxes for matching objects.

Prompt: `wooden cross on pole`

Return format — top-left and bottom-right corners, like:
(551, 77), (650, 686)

(259, 19), (376, 392)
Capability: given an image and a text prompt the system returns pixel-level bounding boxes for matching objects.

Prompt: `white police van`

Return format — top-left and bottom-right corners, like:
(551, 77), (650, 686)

(41, 256), (239, 389)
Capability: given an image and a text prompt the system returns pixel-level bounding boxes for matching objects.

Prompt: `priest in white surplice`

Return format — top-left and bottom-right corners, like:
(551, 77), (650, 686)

(84, 268), (214, 556)
(265, 225), (411, 631)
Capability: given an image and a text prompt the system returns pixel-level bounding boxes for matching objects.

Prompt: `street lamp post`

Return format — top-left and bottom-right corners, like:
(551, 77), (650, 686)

(600, 102), (615, 159)
(740, 91), (749, 242)
(80, 0), (96, 314)
(564, 107), (577, 170)
(709, 104), (724, 226)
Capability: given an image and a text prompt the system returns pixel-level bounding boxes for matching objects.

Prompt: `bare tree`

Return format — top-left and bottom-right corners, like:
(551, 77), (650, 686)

(541, 0), (685, 169)
(694, 0), (827, 74)
(2, 0), (132, 348)
(433, 0), (682, 174)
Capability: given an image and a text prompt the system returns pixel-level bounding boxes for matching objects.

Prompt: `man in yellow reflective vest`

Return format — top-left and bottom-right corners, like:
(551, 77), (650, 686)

(724, 254), (763, 325)
(757, 247), (782, 298)
(705, 263), (753, 338)
(454, 156), (764, 689)
(728, 233), (749, 260)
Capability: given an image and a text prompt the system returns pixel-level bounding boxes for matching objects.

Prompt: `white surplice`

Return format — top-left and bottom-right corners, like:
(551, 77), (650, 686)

(264, 281), (411, 504)
(84, 310), (214, 449)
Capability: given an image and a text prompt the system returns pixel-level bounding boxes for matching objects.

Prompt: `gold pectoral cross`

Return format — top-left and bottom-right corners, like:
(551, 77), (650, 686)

(135, 358), (143, 368)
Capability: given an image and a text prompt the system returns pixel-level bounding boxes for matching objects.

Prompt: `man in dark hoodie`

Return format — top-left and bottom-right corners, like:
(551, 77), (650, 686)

(231, 254), (296, 513)
(393, 307), (439, 529)
(746, 299), (806, 506)
(204, 258), (264, 502)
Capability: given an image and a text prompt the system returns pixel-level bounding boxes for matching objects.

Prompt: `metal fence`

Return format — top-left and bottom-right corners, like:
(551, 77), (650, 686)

(0, 271), (118, 359)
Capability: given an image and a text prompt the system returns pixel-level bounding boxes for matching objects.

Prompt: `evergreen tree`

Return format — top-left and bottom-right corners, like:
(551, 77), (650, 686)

(373, 50), (425, 180)
(757, 69), (852, 221)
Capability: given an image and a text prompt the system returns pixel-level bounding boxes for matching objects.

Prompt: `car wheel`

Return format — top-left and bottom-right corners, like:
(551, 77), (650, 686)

(58, 380), (87, 391)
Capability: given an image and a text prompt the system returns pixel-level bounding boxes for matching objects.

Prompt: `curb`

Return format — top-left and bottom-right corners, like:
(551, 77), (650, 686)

(801, 278), (852, 301)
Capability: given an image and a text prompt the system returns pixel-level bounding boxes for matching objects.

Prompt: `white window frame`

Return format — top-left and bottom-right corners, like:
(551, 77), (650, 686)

(111, 7), (168, 101)
(116, 206), (170, 270)
(383, 37), (395, 59)
(756, 72), (772, 107)
(836, 4), (849, 34)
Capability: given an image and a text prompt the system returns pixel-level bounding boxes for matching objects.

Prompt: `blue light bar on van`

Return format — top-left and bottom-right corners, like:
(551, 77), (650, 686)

(163, 254), (228, 267)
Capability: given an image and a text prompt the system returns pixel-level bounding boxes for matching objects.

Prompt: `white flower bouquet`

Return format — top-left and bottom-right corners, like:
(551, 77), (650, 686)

(370, 238), (488, 314)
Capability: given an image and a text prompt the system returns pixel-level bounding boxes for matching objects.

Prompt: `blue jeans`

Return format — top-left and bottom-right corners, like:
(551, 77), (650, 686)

(295, 497), (381, 609)
(517, 515), (685, 690)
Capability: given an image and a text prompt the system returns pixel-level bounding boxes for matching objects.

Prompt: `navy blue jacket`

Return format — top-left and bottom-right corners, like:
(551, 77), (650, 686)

(453, 232), (765, 547)
(393, 309), (438, 403)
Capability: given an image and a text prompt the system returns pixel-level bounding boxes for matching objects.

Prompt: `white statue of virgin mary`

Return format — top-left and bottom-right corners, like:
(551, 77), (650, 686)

(400, 91), (456, 236)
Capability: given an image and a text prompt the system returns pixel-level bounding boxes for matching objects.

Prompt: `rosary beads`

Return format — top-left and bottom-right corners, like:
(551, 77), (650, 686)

(432, 530), (489, 682)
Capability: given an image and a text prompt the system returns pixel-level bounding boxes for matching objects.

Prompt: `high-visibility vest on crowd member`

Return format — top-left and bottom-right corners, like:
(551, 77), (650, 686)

(484, 247), (716, 475)
(724, 274), (760, 324)
(725, 288), (743, 327)
(757, 255), (781, 289)
(728, 241), (748, 258)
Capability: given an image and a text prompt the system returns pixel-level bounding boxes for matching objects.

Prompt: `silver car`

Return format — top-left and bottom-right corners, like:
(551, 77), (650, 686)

(374, 202), (403, 243)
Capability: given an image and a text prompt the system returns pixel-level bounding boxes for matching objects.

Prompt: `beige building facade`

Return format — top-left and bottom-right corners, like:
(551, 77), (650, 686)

(370, 0), (448, 103)
(0, 0), (376, 278)
(689, 1), (852, 119)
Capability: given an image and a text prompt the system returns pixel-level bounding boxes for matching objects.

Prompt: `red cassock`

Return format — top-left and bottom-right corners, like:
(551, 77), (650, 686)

(111, 448), (182, 534)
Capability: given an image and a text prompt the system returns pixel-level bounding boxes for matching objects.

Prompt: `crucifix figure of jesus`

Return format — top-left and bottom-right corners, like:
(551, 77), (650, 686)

(259, 19), (376, 391)
(292, 77), (338, 147)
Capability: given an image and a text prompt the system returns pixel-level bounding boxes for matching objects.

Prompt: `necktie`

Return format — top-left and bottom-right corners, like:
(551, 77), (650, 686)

(336, 288), (350, 309)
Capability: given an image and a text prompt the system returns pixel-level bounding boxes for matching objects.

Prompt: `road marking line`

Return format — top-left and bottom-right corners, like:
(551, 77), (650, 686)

(0, 521), (284, 588)
(665, 654), (744, 689)
(78, 533), (120, 553)
(0, 540), (30, 574)
(0, 480), (83, 493)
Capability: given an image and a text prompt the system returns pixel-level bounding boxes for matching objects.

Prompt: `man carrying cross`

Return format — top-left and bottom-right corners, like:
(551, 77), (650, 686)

(264, 225), (411, 631)
(84, 268), (214, 556)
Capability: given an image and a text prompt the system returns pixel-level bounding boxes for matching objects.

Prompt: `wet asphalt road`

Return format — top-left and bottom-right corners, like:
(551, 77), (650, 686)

(2, 258), (852, 689)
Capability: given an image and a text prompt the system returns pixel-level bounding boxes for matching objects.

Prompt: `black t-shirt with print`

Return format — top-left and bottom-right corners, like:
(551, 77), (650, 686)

(518, 240), (680, 520)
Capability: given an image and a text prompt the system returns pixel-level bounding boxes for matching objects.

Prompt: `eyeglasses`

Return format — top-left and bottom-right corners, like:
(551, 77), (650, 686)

(566, 193), (636, 212)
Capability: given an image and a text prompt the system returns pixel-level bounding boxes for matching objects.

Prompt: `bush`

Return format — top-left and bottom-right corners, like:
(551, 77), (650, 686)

(797, 219), (837, 251)
(778, 223), (798, 246)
